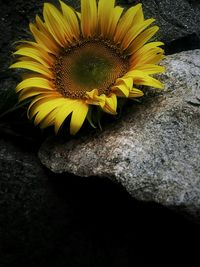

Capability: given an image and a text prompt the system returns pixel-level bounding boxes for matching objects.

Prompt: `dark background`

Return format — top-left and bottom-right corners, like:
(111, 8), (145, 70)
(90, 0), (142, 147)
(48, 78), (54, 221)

(0, 0), (200, 266)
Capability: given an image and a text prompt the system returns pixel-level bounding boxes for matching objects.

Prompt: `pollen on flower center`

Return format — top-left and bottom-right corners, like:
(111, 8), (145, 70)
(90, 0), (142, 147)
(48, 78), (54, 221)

(54, 39), (129, 99)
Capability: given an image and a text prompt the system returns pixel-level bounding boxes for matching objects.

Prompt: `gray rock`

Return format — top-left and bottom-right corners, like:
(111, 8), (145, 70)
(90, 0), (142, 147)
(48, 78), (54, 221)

(0, 138), (73, 267)
(116, 0), (200, 53)
(2, 141), (198, 267)
(141, 0), (200, 44)
(0, 139), (50, 226)
(39, 50), (200, 221)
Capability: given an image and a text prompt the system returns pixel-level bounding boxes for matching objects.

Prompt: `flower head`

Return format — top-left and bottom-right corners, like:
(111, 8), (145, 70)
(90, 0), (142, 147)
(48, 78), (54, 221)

(11, 0), (165, 135)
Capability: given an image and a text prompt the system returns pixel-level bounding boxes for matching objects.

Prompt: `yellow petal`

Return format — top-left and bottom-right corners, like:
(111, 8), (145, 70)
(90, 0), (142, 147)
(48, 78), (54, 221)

(28, 96), (66, 119)
(14, 47), (52, 67)
(107, 6), (124, 39)
(133, 41), (164, 55)
(70, 101), (89, 135)
(19, 89), (54, 102)
(127, 26), (159, 55)
(86, 89), (99, 99)
(111, 84), (130, 97)
(16, 77), (54, 92)
(29, 23), (59, 54)
(85, 89), (106, 107)
(112, 77), (134, 97)
(19, 86), (59, 95)
(40, 108), (59, 129)
(125, 70), (164, 89)
(10, 61), (52, 78)
(54, 99), (77, 134)
(81, 0), (97, 37)
(21, 73), (42, 80)
(134, 74), (163, 89)
(98, 0), (115, 37)
(27, 94), (56, 118)
(134, 64), (165, 75)
(22, 44), (54, 65)
(86, 90), (117, 114)
(76, 11), (81, 20)
(132, 50), (164, 67)
(117, 77), (133, 89)
(32, 99), (67, 125)
(131, 3), (144, 25)
(16, 41), (57, 58)
(60, 0), (80, 39)
(129, 88), (144, 98)
(131, 42), (164, 67)
(34, 99), (69, 126)
(35, 15), (49, 35)
(16, 56), (36, 62)
(43, 3), (72, 46)
(102, 93), (117, 115)
(114, 4), (142, 43)
(97, 94), (106, 109)
(121, 18), (155, 50)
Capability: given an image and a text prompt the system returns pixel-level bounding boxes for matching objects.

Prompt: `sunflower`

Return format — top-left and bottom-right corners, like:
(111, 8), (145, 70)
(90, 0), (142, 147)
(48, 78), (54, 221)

(10, 0), (165, 135)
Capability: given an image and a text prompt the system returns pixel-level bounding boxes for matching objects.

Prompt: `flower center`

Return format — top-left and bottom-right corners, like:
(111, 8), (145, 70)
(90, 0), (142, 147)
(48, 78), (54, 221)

(54, 39), (129, 99)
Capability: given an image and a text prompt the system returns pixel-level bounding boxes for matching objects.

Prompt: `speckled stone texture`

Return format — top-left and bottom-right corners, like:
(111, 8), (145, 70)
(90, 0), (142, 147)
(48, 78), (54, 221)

(142, 0), (200, 42)
(119, 0), (200, 53)
(39, 50), (200, 220)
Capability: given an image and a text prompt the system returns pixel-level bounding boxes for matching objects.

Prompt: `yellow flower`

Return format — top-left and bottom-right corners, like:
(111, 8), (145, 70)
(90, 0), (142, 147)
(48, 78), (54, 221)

(10, 0), (165, 135)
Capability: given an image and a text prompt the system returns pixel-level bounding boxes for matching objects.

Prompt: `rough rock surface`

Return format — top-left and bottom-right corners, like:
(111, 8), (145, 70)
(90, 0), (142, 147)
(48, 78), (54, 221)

(2, 140), (200, 266)
(39, 50), (200, 220)
(142, 0), (200, 43)
(0, 139), (52, 265)
(118, 0), (200, 53)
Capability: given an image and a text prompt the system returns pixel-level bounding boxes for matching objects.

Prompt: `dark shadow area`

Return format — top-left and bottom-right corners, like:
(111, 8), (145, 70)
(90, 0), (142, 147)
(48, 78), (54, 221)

(165, 33), (200, 55)
(1, 169), (200, 267)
